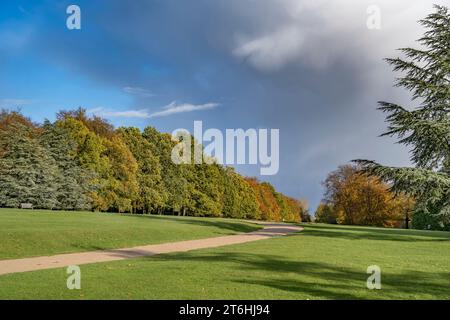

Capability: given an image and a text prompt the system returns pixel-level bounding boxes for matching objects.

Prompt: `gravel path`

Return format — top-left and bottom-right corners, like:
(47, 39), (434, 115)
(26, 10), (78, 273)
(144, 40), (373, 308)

(0, 222), (303, 276)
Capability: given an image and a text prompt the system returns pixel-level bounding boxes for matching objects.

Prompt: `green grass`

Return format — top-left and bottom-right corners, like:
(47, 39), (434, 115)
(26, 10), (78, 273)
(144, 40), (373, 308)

(0, 208), (260, 259)
(0, 221), (449, 299)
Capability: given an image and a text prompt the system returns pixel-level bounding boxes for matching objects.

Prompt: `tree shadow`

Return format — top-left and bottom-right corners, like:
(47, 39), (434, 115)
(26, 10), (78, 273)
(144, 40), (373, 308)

(67, 216), (262, 252)
(120, 214), (262, 234)
(299, 224), (450, 243)
(148, 251), (450, 299)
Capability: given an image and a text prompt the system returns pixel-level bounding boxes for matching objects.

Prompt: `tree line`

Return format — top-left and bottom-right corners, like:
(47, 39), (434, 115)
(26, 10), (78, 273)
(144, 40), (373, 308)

(0, 109), (307, 222)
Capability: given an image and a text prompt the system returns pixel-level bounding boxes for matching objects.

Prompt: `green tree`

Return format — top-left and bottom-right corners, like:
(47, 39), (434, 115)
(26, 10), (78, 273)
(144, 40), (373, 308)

(221, 167), (260, 219)
(143, 127), (189, 214)
(56, 117), (110, 210)
(40, 120), (93, 210)
(315, 203), (338, 224)
(356, 6), (450, 228)
(57, 112), (140, 213)
(118, 127), (166, 213)
(191, 163), (223, 217)
(412, 210), (450, 231)
(101, 135), (139, 213)
(0, 123), (59, 209)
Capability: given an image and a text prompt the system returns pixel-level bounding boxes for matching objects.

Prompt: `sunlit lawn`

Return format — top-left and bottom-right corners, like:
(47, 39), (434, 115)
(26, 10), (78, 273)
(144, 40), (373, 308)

(0, 220), (448, 299)
(0, 208), (260, 260)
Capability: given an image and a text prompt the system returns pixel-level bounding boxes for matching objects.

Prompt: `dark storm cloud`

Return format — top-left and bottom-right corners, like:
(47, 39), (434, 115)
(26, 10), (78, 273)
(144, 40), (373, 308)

(21, 0), (448, 209)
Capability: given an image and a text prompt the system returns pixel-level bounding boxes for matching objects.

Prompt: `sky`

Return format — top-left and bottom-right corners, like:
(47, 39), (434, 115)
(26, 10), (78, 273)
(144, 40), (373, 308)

(0, 0), (447, 211)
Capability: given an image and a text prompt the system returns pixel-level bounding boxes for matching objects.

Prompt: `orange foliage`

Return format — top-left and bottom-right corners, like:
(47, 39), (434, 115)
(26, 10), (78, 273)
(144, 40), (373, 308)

(245, 177), (305, 222)
(323, 165), (415, 227)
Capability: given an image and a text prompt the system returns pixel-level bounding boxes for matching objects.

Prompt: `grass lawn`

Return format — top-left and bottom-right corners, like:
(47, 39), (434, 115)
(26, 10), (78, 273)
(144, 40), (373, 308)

(0, 220), (449, 299)
(0, 208), (260, 260)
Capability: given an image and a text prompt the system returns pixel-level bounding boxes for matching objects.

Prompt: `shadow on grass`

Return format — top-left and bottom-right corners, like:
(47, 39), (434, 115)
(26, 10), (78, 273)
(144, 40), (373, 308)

(68, 216), (262, 252)
(300, 224), (450, 243)
(121, 214), (261, 234)
(149, 251), (450, 299)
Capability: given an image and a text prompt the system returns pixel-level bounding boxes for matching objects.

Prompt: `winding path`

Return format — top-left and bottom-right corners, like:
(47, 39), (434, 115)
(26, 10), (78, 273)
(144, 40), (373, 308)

(0, 222), (302, 276)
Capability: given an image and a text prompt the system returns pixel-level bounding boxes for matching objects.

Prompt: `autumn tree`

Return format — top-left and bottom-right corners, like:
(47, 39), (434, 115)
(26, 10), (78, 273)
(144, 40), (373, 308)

(118, 127), (166, 213)
(57, 111), (139, 212)
(102, 135), (139, 213)
(57, 117), (110, 210)
(191, 163), (224, 217)
(246, 178), (280, 221)
(285, 197), (305, 222)
(221, 167), (260, 219)
(244, 178), (304, 222)
(0, 110), (36, 132)
(143, 127), (191, 214)
(323, 165), (415, 227)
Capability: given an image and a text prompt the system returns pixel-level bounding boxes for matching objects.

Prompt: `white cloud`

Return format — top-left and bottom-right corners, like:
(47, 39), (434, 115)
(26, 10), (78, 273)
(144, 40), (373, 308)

(232, 0), (448, 72)
(149, 101), (219, 118)
(233, 26), (304, 72)
(88, 101), (219, 119)
(88, 107), (151, 118)
(0, 99), (33, 108)
(122, 86), (154, 97)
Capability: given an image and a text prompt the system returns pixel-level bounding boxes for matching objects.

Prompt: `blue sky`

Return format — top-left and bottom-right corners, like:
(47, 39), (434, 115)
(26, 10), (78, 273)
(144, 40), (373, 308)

(0, 0), (446, 211)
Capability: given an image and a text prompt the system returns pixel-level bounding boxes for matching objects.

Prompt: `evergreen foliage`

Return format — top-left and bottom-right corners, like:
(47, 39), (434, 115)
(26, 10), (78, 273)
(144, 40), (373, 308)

(0, 123), (59, 209)
(40, 121), (93, 210)
(356, 6), (450, 229)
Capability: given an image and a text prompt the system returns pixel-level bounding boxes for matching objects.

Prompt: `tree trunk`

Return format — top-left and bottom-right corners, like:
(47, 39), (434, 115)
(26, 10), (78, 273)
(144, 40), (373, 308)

(405, 211), (410, 229)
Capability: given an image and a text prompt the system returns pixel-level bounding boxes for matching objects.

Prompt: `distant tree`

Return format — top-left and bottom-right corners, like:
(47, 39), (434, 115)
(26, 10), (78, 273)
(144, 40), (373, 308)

(301, 210), (312, 223)
(0, 109), (36, 133)
(274, 192), (288, 220)
(57, 112), (139, 213)
(315, 203), (338, 224)
(40, 120), (93, 210)
(244, 177), (304, 222)
(286, 197), (306, 222)
(98, 135), (139, 213)
(57, 117), (110, 210)
(0, 123), (59, 209)
(57, 117), (108, 175)
(1, 110), (36, 156)
(412, 210), (450, 231)
(57, 108), (115, 138)
(238, 177), (261, 220)
(143, 127), (190, 214)
(323, 165), (415, 227)
(356, 6), (450, 229)
(192, 163), (223, 217)
(118, 127), (166, 213)
(245, 178), (281, 221)
(276, 193), (305, 222)
(221, 167), (260, 219)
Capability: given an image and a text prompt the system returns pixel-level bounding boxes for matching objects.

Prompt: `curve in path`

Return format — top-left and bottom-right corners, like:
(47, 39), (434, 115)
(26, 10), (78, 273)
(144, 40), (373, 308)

(0, 222), (303, 276)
